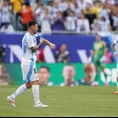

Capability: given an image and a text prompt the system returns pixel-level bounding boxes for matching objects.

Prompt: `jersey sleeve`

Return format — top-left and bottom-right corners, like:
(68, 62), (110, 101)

(27, 36), (35, 48)
(35, 34), (43, 44)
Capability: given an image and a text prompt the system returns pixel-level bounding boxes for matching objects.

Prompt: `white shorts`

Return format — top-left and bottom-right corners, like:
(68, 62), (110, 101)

(21, 63), (39, 83)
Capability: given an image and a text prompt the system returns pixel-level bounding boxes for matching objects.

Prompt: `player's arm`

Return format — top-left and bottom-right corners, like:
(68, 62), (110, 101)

(30, 37), (56, 52)
(41, 37), (56, 49)
(30, 41), (43, 52)
(27, 36), (44, 52)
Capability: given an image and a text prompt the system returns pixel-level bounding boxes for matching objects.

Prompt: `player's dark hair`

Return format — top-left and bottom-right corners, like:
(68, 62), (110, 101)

(27, 20), (38, 28)
(25, 1), (30, 6)
(40, 66), (50, 72)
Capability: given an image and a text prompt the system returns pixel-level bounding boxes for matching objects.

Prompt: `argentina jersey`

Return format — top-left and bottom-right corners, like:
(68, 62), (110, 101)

(21, 32), (41, 65)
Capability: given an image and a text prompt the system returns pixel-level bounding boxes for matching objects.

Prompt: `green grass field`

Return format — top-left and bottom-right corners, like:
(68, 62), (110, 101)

(0, 86), (118, 117)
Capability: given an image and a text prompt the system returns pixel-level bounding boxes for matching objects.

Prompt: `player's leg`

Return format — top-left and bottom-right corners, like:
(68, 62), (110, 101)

(7, 65), (32, 107)
(32, 80), (40, 106)
(10, 82), (31, 99)
(31, 67), (48, 107)
(101, 66), (108, 86)
(94, 61), (98, 80)
(7, 82), (31, 107)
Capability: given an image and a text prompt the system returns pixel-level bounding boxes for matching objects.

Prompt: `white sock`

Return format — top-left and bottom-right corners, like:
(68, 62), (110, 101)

(11, 84), (28, 99)
(32, 85), (40, 105)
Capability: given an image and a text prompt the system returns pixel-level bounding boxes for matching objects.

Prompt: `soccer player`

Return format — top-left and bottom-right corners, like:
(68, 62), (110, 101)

(7, 21), (56, 107)
(111, 37), (118, 94)
(90, 34), (108, 85)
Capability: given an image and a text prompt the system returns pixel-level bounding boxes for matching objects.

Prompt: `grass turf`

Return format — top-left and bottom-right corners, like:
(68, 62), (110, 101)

(0, 86), (118, 117)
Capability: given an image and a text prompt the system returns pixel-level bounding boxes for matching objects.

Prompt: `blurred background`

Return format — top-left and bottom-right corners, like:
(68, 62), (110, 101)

(0, 0), (118, 86)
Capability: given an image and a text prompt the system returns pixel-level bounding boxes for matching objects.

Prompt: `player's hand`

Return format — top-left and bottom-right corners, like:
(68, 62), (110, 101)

(40, 38), (44, 44)
(49, 43), (56, 49)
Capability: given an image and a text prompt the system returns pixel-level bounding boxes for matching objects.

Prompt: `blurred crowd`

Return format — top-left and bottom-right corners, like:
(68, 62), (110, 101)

(0, 0), (118, 34)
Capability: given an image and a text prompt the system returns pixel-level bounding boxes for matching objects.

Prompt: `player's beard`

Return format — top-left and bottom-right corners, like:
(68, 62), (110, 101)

(33, 30), (37, 34)
(31, 27), (37, 34)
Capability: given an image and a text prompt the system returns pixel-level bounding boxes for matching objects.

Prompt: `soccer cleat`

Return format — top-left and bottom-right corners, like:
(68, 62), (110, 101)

(34, 103), (49, 108)
(7, 96), (16, 107)
(114, 91), (118, 94)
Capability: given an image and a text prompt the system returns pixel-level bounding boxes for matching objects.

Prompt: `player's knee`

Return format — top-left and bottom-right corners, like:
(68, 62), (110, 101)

(25, 82), (32, 89)
(32, 80), (39, 85)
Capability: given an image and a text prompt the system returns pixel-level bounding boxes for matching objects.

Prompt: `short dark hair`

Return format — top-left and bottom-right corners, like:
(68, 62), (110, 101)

(25, 1), (30, 6)
(27, 20), (38, 28)
(40, 66), (50, 72)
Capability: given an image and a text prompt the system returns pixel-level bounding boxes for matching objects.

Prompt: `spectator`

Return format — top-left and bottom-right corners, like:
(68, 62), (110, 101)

(55, 44), (70, 63)
(27, 0), (36, 7)
(76, 0), (86, 11)
(0, 0), (12, 28)
(21, 2), (33, 31)
(41, 8), (52, 34)
(111, 9), (118, 31)
(76, 13), (90, 33)
(10, 0), (24, 14)
(60, 64), (76, 86)
(92, 1), (102, 17)
(0, 0), (117, 32)
(66, 0), (75, 11)
(32, 0), (42, 12)
(105, 0), (115, 6)
(47, 0), (54, 15)
(84, 3), (96, 30)
(76, 63), (99, 86)
(0, 0), (3, 6)
(98, 4), (110, 23)
(58, 0), (68, 12)
(51, 1), (59, 19)
(52, 11), (64, 31)
(0, 23), (15, 33)
(33, 3), (43, 32)
(64, 10), (77, 31)
(0, 40), (6, 63)
(10, 0), (24, 30)
(38, 66), (53, 86)
(74, 2), (82, 18)
(97, 16), (111, 34)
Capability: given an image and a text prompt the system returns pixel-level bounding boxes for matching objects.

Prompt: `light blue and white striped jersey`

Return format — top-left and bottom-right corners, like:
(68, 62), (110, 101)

(21, 32), (38, 65)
